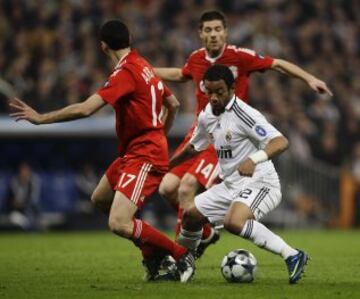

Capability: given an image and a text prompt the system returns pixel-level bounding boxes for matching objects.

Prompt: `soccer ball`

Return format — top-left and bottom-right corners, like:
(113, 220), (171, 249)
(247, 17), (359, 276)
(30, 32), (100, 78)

(221, 249), (257, 283)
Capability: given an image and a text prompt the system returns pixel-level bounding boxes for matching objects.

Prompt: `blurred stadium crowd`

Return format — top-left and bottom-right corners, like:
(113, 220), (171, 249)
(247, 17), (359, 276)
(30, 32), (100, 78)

(1, 0), (359, 167)
(0, 0), (359, 228)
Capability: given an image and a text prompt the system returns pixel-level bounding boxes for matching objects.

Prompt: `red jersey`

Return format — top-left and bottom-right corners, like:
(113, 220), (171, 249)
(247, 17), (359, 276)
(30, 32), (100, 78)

(182, 44), (274, 115)
(97, 49), (171, 169)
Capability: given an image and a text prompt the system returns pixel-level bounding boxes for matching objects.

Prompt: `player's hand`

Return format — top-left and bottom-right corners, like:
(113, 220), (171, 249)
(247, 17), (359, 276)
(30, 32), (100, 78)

(238, 158), (256, 177)
(307, 77), (333, 97)
(9, 98), (43, 124)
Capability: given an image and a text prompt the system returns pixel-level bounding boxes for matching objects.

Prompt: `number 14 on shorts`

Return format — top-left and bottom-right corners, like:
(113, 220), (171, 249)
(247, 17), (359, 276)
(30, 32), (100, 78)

(195, 159), (214, 179)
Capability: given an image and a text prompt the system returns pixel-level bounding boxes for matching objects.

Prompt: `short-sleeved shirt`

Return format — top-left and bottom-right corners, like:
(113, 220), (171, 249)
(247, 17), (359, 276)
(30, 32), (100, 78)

(182, 44), (273, 116)
(97, 50), (171, 169)
(190, 96), (282, 182)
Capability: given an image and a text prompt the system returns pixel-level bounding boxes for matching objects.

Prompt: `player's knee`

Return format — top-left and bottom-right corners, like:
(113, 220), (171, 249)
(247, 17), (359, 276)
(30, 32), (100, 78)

(158, 179), (177, 201)
(108, 216), (133, 238)
(178, 176), (198, 202)
(224, 217), (247, 235)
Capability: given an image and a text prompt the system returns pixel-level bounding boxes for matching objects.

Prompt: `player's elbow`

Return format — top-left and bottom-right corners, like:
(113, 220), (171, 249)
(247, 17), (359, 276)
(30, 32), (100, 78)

(277, 136), (289, 152)
(168, 98), (180, 111)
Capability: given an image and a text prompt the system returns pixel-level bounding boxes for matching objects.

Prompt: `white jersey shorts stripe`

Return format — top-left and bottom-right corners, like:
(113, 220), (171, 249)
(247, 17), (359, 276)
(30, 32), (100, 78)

(130, 163), (152, 204)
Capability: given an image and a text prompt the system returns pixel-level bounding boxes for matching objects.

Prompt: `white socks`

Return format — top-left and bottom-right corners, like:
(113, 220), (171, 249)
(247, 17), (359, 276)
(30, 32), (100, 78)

(177, 228), (203, 250)
(240, 219), (298, 259)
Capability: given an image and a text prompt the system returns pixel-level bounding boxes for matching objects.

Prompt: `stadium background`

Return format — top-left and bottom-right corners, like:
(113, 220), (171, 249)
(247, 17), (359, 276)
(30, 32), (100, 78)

(0, 0), (359, 232)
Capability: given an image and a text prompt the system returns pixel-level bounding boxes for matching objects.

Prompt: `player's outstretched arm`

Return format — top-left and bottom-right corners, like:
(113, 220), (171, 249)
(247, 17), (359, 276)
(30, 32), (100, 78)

(271, 59), (333, 96)
(170, 143), (200, 169)
(154, 68), (188, 82)
(9, 94), (106, 125)
(238, 136), (289, 177)
(162, 94), (180, 134)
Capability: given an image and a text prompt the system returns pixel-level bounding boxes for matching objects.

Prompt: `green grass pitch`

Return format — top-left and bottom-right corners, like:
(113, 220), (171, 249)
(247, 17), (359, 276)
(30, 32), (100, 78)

(1, 230), (360, 299)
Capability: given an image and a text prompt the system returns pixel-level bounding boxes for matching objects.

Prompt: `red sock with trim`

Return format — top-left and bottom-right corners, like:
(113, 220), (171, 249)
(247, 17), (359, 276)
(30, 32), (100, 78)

(132, 219), (187, 261)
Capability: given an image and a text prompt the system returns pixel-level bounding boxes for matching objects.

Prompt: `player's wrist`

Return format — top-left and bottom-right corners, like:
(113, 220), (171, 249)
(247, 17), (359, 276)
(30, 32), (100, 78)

(248, 150), (268, 165)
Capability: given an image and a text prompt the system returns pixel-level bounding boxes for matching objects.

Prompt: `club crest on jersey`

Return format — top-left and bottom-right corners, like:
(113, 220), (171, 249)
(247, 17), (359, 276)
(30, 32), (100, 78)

(225, 130), (232, 142)
(255, 125), (267, 137)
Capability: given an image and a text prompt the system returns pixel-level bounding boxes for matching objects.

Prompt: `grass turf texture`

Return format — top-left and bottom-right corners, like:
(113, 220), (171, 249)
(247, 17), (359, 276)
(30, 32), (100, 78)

(1, 230), (360, 299)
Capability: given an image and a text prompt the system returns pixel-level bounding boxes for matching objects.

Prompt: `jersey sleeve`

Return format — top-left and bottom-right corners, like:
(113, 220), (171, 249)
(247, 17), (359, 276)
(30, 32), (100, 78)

(189, 112), (209, 151)
(163, 83), (173, 97)
(236, 104), (283, 149)
(96, 68), (136, 106)
(181, 58), (192, 78)
(236, 48), (273, 73)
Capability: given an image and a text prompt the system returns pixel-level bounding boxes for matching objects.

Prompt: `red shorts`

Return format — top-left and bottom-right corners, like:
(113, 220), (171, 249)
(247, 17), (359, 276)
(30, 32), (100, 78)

(171, 132), (219, 188)
(106, 157), (166, 209)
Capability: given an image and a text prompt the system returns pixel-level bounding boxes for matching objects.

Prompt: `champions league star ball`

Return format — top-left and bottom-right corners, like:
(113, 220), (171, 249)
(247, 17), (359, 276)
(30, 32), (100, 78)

(221, 249), (257, 283)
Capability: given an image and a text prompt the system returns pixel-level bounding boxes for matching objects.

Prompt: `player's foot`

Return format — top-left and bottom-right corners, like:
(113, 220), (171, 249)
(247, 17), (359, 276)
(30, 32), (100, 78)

(285, 249), (309, 284)
(176, 250), (195, 283)
(143, 255), (177, 282)
(195, 228), (220, 259)
(142, 256), (163, 282)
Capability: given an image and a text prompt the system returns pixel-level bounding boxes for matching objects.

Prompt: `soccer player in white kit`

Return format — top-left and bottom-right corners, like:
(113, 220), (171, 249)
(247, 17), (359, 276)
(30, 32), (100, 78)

(170, 64), (309, 284)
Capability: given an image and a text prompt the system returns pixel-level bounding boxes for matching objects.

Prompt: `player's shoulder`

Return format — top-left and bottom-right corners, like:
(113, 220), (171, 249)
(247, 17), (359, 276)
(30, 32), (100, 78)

(199, 103), (216, 122)
(187, 48), (206, 61)
(231, 98), (264, 126)
(225, 44), (258, 57)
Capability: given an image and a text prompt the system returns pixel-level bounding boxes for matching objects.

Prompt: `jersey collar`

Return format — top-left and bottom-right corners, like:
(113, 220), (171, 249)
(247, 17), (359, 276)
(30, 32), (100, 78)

(225, 95), (237, 111)
(205, 44), (227, 63)
(115, 49), (133, 70)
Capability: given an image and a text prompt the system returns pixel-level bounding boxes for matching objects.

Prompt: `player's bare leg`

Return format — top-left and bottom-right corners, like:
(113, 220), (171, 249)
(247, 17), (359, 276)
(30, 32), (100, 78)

(224, 202), (308, 284)
(108, 191), (138, 238)
(158, 173), (181, 210)
(91, 174), (114, 214)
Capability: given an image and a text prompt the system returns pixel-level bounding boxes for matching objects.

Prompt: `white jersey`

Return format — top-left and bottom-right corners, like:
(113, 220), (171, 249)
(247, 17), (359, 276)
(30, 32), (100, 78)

(190, 95), (283, 184)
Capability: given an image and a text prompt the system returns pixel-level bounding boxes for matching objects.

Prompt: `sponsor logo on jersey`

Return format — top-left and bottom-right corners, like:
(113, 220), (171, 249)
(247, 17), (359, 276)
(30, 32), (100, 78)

(255, 125), (267, 137)
(216, 145), (233, 159)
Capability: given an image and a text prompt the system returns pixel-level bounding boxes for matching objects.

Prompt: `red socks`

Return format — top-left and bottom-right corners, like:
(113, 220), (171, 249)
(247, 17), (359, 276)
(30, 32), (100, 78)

(132, 219), (187, 261)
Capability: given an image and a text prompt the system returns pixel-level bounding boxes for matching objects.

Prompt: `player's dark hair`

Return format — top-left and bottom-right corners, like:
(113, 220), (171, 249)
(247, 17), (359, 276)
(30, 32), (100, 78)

(100, 20), (130, 50)
(199, 10), (226, 29)
(203, 64), (234, 89)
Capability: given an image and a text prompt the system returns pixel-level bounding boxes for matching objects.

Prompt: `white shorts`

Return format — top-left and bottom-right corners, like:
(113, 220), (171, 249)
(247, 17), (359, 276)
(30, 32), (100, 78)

(194, 176), (282, 226)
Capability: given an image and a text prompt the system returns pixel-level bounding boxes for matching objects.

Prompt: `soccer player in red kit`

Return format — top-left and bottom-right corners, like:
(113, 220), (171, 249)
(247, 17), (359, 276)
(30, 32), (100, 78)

(9, 20), (195, 282)
(155, 10), (332, 257)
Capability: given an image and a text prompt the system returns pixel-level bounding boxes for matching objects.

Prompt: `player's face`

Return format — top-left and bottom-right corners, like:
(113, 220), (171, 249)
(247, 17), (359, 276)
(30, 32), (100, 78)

(199, 20), (227, 56)
(205, 79), (234, 116)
